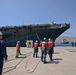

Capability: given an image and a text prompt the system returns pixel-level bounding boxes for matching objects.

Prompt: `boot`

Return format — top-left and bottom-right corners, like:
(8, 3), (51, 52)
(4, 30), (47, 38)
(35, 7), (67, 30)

(41, 59), (43, 62)
(36, 55), (38, 58)
(43, 60), (46, 64)
(33, 54), (35, 57)
(15, 56), (18, 58)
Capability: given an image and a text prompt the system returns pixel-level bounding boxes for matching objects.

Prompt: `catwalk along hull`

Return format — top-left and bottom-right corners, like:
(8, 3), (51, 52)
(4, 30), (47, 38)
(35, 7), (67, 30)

(0, 23), (70, 46)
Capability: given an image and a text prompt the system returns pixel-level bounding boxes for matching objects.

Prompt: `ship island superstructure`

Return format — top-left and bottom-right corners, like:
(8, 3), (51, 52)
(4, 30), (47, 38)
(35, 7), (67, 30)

(0, 23), (70, 46)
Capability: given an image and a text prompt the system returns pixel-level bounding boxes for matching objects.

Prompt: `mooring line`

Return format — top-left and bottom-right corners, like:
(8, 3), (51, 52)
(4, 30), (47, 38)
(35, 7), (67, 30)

(25, 57), (40, 73)
(2, 51), (33, 74)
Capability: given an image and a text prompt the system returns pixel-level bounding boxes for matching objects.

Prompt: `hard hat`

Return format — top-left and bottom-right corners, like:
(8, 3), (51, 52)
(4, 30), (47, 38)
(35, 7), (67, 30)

(35, 40), (38, 43)
(0, 32), (3, 35)
(17, 41), (20, 43)
(43, 37), (47, 41)
(48, 38), (51, 41)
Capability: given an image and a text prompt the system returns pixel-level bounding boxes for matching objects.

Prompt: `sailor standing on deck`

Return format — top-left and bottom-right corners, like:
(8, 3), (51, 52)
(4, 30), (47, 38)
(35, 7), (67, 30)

(47, 38), (54, 61)
(15, 41), (21, 58)
(41, 38), (47, 64)
(33, 40), (38, 58)
(0, 32), (8, 75)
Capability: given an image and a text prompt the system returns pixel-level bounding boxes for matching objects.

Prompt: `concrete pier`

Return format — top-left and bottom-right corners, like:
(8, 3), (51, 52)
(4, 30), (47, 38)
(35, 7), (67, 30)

(2, 47), (76, 75)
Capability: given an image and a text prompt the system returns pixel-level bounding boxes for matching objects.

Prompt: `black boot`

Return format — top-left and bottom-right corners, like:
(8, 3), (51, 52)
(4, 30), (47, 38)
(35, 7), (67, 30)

(50, 58), (53, 61)
(41, 59), (43, 62)
(43, 60), (46, 64)
(33, 54), (35, 57)
(36, 55), (38, 58)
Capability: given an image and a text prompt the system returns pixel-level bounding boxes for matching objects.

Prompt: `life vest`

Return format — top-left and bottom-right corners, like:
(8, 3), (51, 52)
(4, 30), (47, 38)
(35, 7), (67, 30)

(41, 41), (46, 48)
(16, 44), (20, 50)
(48, 41), (54, 48)
(34, 43), (38, 48)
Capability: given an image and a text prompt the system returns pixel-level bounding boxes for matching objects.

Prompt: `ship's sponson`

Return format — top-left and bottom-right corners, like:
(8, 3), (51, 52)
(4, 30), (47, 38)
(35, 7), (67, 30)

(0, 23), (70, 30)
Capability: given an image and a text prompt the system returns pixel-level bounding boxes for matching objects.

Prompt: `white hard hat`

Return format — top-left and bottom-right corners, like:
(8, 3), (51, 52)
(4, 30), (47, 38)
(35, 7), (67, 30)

(35, 40), (38, 43)
(17, 41), (20, 43)
(0, 32), (3, 35)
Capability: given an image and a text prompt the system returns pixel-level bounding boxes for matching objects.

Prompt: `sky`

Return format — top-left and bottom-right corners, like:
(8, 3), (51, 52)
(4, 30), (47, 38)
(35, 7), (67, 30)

(0, 0), (76, 37)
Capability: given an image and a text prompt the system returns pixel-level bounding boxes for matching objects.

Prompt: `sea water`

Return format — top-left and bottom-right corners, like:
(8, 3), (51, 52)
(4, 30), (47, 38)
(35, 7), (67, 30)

(55, 42), (72, 47)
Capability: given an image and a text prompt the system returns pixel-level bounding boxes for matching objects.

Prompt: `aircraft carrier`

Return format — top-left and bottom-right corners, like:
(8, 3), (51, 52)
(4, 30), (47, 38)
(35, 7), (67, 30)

(0, 23), (70, 46)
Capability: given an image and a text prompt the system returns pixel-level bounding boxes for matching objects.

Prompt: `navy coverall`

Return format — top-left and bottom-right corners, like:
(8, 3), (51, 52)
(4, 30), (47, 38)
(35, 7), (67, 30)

(0, 40), (7, 75)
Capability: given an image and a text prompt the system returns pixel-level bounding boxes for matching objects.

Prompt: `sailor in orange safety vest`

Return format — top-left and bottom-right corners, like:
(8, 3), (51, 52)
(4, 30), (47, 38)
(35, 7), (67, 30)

(33, 40), (38, 58)
(15, 41), (21, 58)
(47, 38), (54, 61)
(41, 38), (47, 64)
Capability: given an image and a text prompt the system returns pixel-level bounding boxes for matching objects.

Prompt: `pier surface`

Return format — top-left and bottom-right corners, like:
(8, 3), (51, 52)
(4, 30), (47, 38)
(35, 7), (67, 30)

(2, 47), (76, 75)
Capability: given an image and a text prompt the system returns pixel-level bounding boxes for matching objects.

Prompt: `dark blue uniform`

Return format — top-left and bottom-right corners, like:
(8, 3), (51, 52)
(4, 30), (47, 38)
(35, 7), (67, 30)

(0, 40), (7, 75)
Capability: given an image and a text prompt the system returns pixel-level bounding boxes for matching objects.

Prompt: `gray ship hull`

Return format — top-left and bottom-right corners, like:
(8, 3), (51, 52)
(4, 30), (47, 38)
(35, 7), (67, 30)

(0, 23), (70, 46)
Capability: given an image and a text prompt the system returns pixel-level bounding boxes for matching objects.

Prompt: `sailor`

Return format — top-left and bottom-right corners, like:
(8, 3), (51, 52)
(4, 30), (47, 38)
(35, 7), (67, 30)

(15, 41), (21, 58)
(0, 32), (8, 75)
(33, 40), (38, 58)
(41, 38), (47, 64)
(47, 38), (54, 61)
